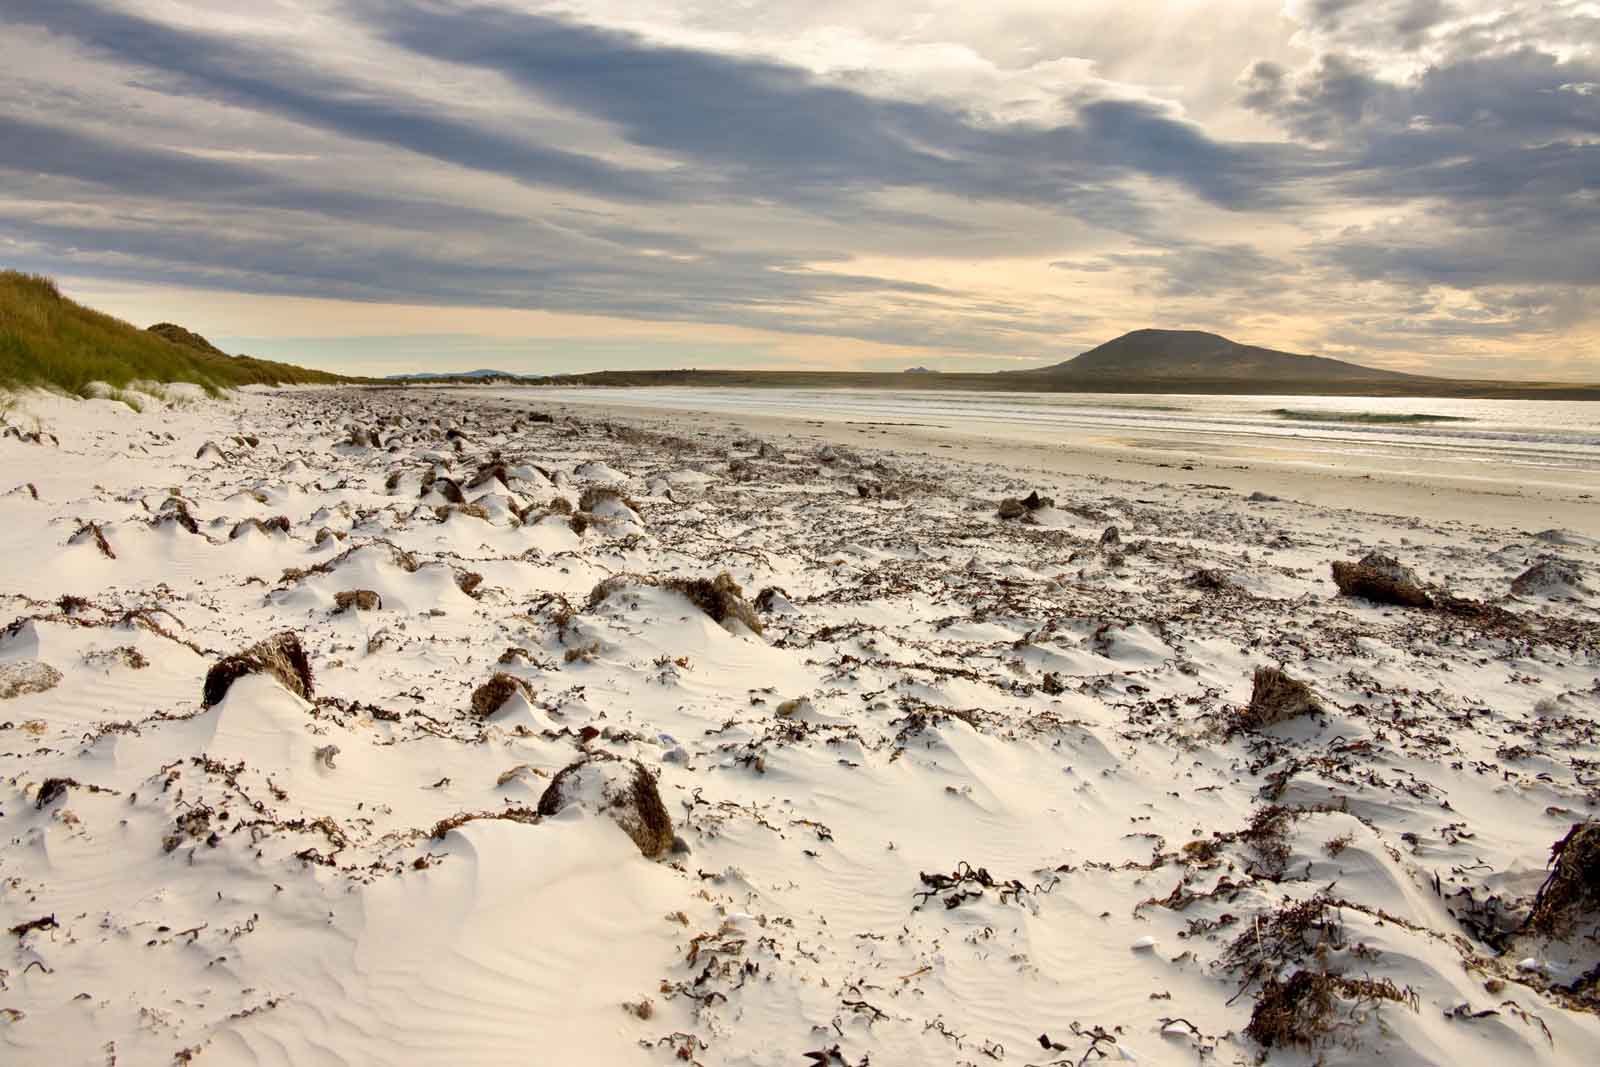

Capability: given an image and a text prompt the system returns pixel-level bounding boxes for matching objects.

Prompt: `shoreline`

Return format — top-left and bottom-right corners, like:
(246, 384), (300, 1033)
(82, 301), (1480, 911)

(482, 389), (1600, 531)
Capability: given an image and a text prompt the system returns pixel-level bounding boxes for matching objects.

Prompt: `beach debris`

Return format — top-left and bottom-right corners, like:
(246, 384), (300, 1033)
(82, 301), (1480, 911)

(333, 589), (382, 613)
(229, 515), (290, 539)
(1330, 552), (1434, 607)
(0, 660), (64, 699)
(154, 497), (201, 533)
(434, 502), (490, 522)
(537, 757), (676, 859)
(70, 520), (115, 558)
(1238, 666), (1322, 731)
(313, 744), (340, 769)
(588, 571), (763, 635)
(1511, 558), (1586, 597)
(35, 775), (77, 808)
(1245, 972), (1415, 1050)
(1524, 822), (1600, 937)
(202, 631), (314, 706)
(470, 672), (534, 718)
(1185, 568), (1236, 591)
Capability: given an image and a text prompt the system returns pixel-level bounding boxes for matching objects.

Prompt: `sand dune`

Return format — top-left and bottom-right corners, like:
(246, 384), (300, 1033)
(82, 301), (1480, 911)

(2, 385), (1597, 1065)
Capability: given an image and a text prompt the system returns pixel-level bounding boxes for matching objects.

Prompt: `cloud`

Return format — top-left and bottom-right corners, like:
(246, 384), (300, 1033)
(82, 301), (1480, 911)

(1, 0), (671, 201)
(0, 0), (1593, 375)
(360, 0), (1298, 213)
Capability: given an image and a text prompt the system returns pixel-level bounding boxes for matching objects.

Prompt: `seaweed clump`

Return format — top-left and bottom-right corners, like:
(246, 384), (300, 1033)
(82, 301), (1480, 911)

(471, 672), (533, 718)
(1525, 822), (1600, 938)
(1246, 972), (1415, 1050)
(202, 631), (314, 707)
(1237, 666), (1322, 732)
(588, 571), (762, 635)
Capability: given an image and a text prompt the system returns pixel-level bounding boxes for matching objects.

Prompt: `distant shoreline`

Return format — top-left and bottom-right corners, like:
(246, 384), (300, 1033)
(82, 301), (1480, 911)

(480, 369), (1600, 401)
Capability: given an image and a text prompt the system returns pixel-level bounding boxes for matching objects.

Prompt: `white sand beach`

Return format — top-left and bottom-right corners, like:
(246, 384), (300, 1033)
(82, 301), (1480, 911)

(3, 384), (1598, 1066)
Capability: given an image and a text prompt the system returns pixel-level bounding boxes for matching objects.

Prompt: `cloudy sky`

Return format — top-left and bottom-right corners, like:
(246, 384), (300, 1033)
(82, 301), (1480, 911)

(2, 0), (1596, 379)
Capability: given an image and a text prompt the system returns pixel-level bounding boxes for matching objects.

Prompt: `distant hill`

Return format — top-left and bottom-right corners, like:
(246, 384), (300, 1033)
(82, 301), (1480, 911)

(0, 271), (345, 395)
(1025, 328), (1421, 382)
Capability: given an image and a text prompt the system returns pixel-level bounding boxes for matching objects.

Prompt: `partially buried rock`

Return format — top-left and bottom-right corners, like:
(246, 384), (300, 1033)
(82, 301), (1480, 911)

(202, 631), (314, 707)
(471, 672), (533, 718)
(1, 660), (63, 700)
(1330, 552), (1433, 608)
(537, 757), (675, 859)
(1239, 666), (1322, 731)
(333, 589), (381, 613)
(1511, 558), (1586, 598)
(1525, 822), (1600, 937)
(1099, 525), (1121, 548)
(998, 491), (1053, 520)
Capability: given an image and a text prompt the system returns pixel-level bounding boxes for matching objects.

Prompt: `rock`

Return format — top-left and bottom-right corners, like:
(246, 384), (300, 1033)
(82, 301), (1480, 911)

(1099, 525), (1121, 548)
(537, 757), (676, 859)
(1330, 552), (1434, 608)
(1239, 666), (1321, 731)
(471, 672), (533, 718)
(1248, 491), (1280, 503)
(1511, 558), (1586, 597)
(999, 493), (1053, 520)
(202, 631), (314, 707)
(0, 660), (63, 700)
(333, 589), (382, 613)
(754, 585), (794, 613)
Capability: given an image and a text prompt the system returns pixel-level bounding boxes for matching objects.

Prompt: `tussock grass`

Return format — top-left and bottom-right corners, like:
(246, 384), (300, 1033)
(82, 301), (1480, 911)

(0, 271), (345, 395)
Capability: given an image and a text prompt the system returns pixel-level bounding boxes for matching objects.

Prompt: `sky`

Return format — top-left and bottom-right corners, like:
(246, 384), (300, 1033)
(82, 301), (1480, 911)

(1, 0), (1597, 380)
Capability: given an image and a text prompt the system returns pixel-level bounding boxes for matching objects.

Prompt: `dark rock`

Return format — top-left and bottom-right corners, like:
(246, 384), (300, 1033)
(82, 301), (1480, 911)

(1330, 552), (1433, 608)
(537, 757), (675, 859)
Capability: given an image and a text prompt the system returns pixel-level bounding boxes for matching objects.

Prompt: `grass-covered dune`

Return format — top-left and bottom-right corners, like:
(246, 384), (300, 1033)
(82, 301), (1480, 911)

(0, 271), (346, 395)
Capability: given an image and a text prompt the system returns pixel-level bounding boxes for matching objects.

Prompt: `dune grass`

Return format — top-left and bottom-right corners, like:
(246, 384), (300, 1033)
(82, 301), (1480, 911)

(1267, 408), (1474, 425)
(0, 270), (345, 396)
